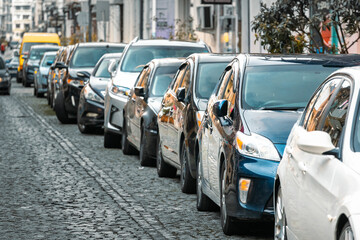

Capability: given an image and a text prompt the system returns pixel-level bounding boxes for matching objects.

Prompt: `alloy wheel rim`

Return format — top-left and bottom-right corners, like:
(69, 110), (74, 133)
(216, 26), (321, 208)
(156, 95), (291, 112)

(275, 189), (285, 240)
(343, 226), (354, 240)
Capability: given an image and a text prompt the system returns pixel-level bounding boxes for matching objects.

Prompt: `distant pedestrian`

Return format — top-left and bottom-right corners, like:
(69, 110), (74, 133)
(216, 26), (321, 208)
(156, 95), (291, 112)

(0, 43), (5, 55)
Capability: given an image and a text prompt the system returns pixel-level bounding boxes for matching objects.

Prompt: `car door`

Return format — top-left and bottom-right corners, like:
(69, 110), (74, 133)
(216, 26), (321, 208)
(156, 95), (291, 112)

(285, 78), (349, 239)
(161, 63), (187, 161)
(205, 66), (234, 196)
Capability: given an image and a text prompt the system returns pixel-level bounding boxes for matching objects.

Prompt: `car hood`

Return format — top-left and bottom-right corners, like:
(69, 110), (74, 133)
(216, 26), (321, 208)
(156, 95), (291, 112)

(243, 110), (301, 145)
(148, 97), (163, 114)
(89, 76), (110, 98)
(113, 71), (140, 89)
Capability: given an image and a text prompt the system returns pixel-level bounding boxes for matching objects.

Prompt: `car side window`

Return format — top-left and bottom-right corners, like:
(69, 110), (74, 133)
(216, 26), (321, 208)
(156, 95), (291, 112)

(137, 66), (151, 89)
(217, 67), (233, 98)
(172, 63), (188, 93)
(0, 58), (5, 69)
(180, 65), (191, 95)
(222, 71), (235, 118)
(306, 79), (350, 147)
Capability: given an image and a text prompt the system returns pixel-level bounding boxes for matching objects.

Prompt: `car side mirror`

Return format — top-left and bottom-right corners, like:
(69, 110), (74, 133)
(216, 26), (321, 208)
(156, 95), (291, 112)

(213, 99), (228, 118)
(47, 61), (53, 66)
(297, 131), (336, 155)
(107, 60), (117, 78)
(77, 71), (91, 80)
(55, 62), (67, 69)
(176, 87), (186, 102)
(22, 55), (28, 60)
(134, 86), (145, 97)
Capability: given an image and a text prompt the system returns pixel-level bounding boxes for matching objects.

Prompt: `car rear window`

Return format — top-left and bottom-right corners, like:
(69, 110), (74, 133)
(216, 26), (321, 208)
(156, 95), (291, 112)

(30, 49), (58, 60)
(41, 55), (56, 67)
(70, 46), (124, 68)
(242, 64), (339, 110)
(121, 46), (208, 72)
(22, 42), (58, 53)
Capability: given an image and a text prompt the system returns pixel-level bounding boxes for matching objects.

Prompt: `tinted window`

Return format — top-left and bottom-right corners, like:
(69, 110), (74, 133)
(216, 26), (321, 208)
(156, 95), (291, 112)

(222, 71), (235, 118)
(242, 64), (339, 110)
(22, 42), (58, 53)
(30, 49), (57, 60)
(121, 46), (208, 72)
(41, 55), (56, 67)
(0, 58), (5, 69)
(137, 66), (152, 88)
(70, 46), (124, 68)
(172, 64), (188, 93)
(196, 62), (229, 99)
(94, 58), (119, 78)
(150, 65), (179, 97)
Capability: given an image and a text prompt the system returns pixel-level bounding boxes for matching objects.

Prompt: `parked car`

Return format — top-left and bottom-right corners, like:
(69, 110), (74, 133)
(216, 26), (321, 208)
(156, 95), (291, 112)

(104, 38), (210, 148)
(7, 57), (19, 78)
(0, 56), (11, 95)
(274, 66), (360, 240)
(54, 42), (126, 124)
(22, 44), (60, 87)
(195, 54), (360, 235)
(9, 41), (19, 50)
(34, 51), (57, 97)
(156, 54), (235, 193)
(17, 32), (60, 84)
(77, 53), (123, 133)
(122, 58), (184, 164)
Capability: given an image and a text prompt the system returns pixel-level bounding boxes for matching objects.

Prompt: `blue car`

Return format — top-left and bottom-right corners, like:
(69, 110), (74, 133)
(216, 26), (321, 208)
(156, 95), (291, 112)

(195, 54), (360, 235)
(34, 51), (57, 97)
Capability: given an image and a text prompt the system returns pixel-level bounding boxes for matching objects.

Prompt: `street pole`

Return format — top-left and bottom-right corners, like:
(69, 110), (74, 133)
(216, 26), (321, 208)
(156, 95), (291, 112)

(88, 0), (92, 42)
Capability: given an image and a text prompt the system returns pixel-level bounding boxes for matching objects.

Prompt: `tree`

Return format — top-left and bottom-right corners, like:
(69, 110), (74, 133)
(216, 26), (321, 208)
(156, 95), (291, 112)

(252, 0), (360, 54)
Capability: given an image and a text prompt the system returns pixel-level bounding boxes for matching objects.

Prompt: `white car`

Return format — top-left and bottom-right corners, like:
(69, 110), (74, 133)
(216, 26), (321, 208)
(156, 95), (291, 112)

(275, 66), (360, 240)
(103, 37), (210, 148)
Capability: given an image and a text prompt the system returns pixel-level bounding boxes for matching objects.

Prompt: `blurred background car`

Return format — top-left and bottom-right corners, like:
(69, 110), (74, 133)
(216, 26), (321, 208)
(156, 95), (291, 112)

(34, 51), (57, 98)
(196, 54), (360, 235)
(104, 38), (210, 149)
(77, 53), (123, 133)
(0, 56), (11, 95)
(22, 44), (60, 87)
(8, 41), (19, 50)
(122, 58), (184, 162)
(156, 53), (234, 194)
(6, 56), (19, 79)
(54, 42), (126, 124)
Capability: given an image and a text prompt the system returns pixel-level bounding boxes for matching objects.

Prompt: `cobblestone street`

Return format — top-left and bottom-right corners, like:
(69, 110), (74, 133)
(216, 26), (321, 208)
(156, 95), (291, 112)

(0, 80), (273, 239)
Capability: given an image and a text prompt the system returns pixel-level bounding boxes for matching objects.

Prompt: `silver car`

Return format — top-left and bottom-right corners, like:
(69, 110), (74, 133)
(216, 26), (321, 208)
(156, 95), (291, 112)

(34, 51), (56, 97)
(103, 38), (210, 148)
(275, 66), (360, 240)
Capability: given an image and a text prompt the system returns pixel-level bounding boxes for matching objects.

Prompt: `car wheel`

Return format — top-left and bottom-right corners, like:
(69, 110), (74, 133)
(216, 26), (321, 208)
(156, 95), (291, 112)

(33, 86), (37, 96)
(122, 118), (136, 155)
(180, 140), (196, 193)
(77, 111), (95, 134)
(47, 88), (51, 105)
(339, 222), (354, 240)
(275, 186), (287, 240)
(139, 124), (153, 166)
(196, 154), (214, 211)
(104, 130), (121, 148)
(156, 135), (177, 178)
(220, 163), (236, 235)
(16, 72), (21, 83)
(54, 91), (72, 124)
(6, 87), (10, 95)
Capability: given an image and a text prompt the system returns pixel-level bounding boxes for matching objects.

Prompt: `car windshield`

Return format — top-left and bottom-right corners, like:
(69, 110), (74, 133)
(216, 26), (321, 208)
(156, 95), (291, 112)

(121, 46), (208, 72)
(22, 42), (58, 53)
(70, 46), (124, 68)
(94, 58), (120, 78)
(196, 62), (229, 99)
(41, 55), (55, 67)
(10, 58), (19, 64)
(30, 49), (57, 60)
(149, 65), (179, 97)
(242, 64), (339, 110)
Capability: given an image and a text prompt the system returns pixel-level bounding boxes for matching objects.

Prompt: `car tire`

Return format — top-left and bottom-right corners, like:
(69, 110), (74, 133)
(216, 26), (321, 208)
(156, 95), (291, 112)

(54, 91), (72, 124)
(156, 135), (177, 178)
(104, 131), (121, 148)
(33, 86), (37, 96)
(6, 87), (10, 95)
(139, 124), (153, 166)
(16, 72), (21, 83)
(221, 163), (236, 236)
(339, 222), (354, 240)
(196, 154), (215, 211)
(180, 140), (196, 193)
(275, 186), (287, 240)
(77, 112), (95, 134)
(47, 88), (51, 105)
(122, 118), (136, 155)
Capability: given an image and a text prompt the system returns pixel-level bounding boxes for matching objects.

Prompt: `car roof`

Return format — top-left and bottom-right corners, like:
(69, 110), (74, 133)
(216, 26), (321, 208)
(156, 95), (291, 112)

(242, 54), (360, 67)
(76, 42), (126, 48)
(101, 53), (123, 59)
(131, 39), (207, 48)
(189, 53), (236, 63)
(149, 58), (185, 67)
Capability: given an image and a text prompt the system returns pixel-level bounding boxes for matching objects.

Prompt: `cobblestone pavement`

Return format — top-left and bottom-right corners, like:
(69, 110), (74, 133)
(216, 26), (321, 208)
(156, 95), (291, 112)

(0, 80), (273, 239)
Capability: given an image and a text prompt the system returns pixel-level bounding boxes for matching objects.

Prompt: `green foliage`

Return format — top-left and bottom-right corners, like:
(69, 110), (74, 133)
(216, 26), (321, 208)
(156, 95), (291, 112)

(252, 0), (360, 54)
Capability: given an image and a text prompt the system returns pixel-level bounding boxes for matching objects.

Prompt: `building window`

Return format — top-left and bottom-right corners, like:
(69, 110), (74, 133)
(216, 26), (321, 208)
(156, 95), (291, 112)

(23, 6), (30, 10)
(15, 6), (21, 10)
(24, 24), (30, 30)
(16, 24), (20, 28)
(23, 15), (29, 19)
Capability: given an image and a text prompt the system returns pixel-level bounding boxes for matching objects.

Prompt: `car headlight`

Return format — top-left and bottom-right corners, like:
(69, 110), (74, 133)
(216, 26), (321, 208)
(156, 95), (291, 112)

(84, 84), (104, 103)
(0, 77), (2, 82)
(235, 131), (280, 161)
(111, 84), (130, 96)
(67, 78), (84, 87)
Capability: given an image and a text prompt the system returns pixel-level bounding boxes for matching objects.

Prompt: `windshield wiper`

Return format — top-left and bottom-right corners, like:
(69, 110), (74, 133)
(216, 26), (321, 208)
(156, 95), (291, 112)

(257, 107), (305, 111)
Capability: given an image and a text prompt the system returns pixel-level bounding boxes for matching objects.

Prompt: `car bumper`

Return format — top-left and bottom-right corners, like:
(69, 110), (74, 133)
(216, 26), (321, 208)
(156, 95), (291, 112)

(225, 152), (278, 221)
(0, 81), (10, 92)
(78, 99), (105, 128)
(104, 90), (129, 134)
(25, 72), (34, 83)
(9, 69), (17, 77)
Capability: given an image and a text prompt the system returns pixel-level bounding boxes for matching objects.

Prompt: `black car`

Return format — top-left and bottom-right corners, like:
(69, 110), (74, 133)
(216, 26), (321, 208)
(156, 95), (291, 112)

(7, 57), (19, 78)
(77, 53), (123, 133)
(22, 45), (60, 87)
(122, 58), (184, 165)
(156, 54), (235, 193)
(54, 42), (126, 124)
(195, 54), (360, 235)
(0, 56), (11, 95)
